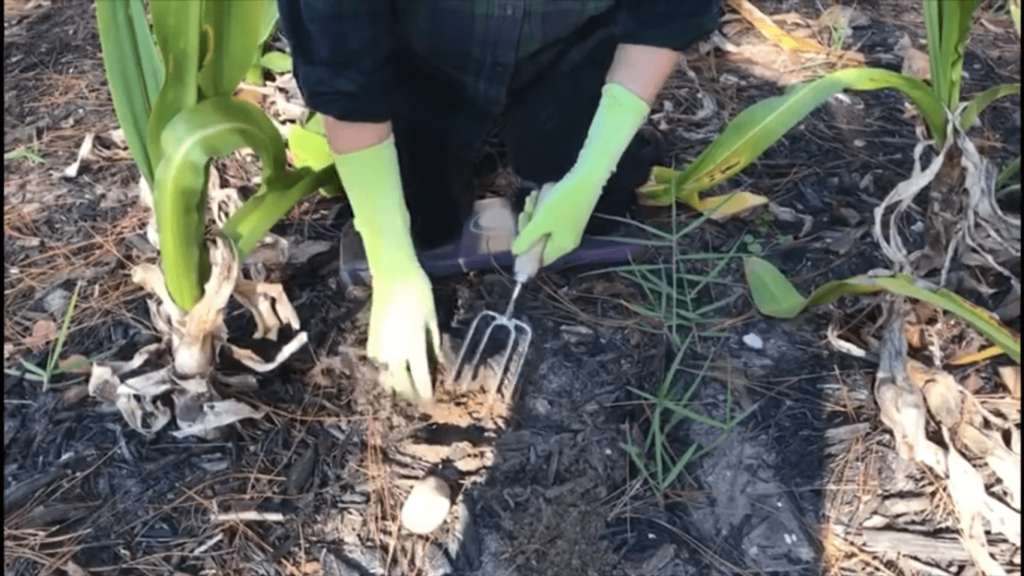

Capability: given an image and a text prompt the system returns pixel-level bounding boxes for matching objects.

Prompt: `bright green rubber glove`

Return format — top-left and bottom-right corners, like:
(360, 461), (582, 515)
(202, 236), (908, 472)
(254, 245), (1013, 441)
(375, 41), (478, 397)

(511, 83), (650, 265)
(333, 136), (440, 400)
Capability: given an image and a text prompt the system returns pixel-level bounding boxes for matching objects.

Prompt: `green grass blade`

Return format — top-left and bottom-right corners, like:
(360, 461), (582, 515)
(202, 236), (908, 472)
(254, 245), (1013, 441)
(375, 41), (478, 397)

(44, 282), (80, 388)
(4, 147), (45, 164)
(198, 0), (268, 98)
(662, 443), (699, 490)
(996, 157), (1020, 190)
(960, 83), (1021, 129)
(148, 0), (202, 165)
(94, 0), (163, 187)
(669, 67), (946, 205)
(154, 96), (293, 309)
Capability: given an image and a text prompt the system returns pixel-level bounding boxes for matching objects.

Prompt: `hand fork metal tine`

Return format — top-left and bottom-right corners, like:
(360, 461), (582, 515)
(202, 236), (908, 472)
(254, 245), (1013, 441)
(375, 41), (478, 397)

(449, 183), (552, 396)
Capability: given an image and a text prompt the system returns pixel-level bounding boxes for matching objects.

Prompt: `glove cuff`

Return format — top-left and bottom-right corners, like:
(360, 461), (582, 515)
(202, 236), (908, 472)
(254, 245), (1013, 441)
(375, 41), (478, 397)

(333, 136), (418, 276)
(571, 83), (651, 187)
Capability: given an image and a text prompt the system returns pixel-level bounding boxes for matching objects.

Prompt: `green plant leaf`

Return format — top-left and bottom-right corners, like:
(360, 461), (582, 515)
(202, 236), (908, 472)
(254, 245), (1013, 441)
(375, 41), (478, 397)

(665, 67), (945, 207)
(960, 83), (1021, 130)
(742, 256), (809, 318)
(743, 256), (1021, 364)
(923, 0), (944, 103)
(94, 0), (164, 187)
(153, 96), (292, 310)
(198, 0), (269, 98)
(222, 165), (338, 257)
(147, 0), (202, 166)
(287, 123), (333, 170)
(260, 51), (293, 74)
(925, 0), (980, 109)
(257, 0), (279, 44)
(304, 112), (327, 135)
(1011, 0), (1021, 38)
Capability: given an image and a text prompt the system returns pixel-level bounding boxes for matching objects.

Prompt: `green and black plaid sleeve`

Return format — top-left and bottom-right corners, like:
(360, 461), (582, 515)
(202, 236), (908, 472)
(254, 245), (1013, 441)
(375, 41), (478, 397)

(615, 0), (721, 51)
(277, 0), (395, 123)
(277, 1), (720, 122)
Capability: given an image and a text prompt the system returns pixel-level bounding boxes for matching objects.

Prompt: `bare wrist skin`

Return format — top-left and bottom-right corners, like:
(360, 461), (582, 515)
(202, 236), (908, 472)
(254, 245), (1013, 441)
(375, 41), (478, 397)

(605, 43), (679, 106)
(324, 116), (394, 155)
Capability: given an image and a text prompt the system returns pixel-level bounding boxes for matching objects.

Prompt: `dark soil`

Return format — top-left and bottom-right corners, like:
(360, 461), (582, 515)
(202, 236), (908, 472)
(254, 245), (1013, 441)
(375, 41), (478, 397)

(4, 1), (1020, 576)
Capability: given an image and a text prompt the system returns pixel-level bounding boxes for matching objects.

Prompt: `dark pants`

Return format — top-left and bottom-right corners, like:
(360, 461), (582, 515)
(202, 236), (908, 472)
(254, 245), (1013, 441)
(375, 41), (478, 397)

(388, 25), (659, 251)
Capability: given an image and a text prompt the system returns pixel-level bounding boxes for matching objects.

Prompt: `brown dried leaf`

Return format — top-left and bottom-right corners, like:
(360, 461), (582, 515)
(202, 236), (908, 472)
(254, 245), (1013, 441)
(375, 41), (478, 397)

(962, 371), (984, 393)
(817, 5), (870, 30)
(62, 132), (95, 179)
(997, 365), (1021, 398)
(226, 332), (309, 373)
(876, 322), (944, 470)
(23, 318), (57, 348)
(894, 35), (931, 81)
(942, 428), (1010, 576)
(169, 399), (266, 439)
(906, 359), (963, 429)
(728, 0), (827, 53)
(232, 279), (301, 341)
(58, 354), (92, 374)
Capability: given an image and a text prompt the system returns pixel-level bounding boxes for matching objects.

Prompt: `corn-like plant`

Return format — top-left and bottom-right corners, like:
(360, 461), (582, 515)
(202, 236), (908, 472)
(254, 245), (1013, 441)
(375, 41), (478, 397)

(92, 0), (339, 437)
(640, 1), (1019, 222)
(96, 0), (338, 312)
(639, 0), (1020, 362)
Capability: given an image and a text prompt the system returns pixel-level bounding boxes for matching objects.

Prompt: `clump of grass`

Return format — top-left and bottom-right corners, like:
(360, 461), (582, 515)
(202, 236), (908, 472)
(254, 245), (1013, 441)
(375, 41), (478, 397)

(600, 201), (749, 499)
(3, 146), (45, 165)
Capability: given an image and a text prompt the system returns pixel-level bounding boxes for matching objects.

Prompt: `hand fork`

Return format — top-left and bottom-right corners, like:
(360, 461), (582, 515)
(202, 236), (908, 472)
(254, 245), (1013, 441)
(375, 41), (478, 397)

(450, 184), (550, 395)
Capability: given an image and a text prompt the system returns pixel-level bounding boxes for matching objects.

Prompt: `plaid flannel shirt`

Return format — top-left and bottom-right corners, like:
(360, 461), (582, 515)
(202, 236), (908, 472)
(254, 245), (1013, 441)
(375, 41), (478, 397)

(278, 0), (720, 122)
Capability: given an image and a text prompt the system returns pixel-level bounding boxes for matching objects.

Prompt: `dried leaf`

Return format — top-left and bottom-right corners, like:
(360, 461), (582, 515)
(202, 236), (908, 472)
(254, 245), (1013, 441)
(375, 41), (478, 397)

(137, 177), (160, 249)
(875, 320), (944, 470)
(62, 132), (95, 179)
(906, 359), (963, 429)
(942, 428), (1009, 576)
(62, 560), (90, 576)
(768, 202), (813, 237)
(175, 237), (237, 378)
(692, 190), (769, 221)
(24, 319), (57, 348)
(817, 5), (870, 30)
(998, 365), (1021, 398)
(950, 345), (1004, 365)
(962, 371), (984, 393)
(960, 424), (1021, 510)
(169, 399), (266, 439)
(232, 279), (301, 341)
(226, 331), (309, 373)
(728, 0), (827, 53)
(287, 239), (333, 264)
(58, 354), (92, 374)
(894, 34), (931, 82)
